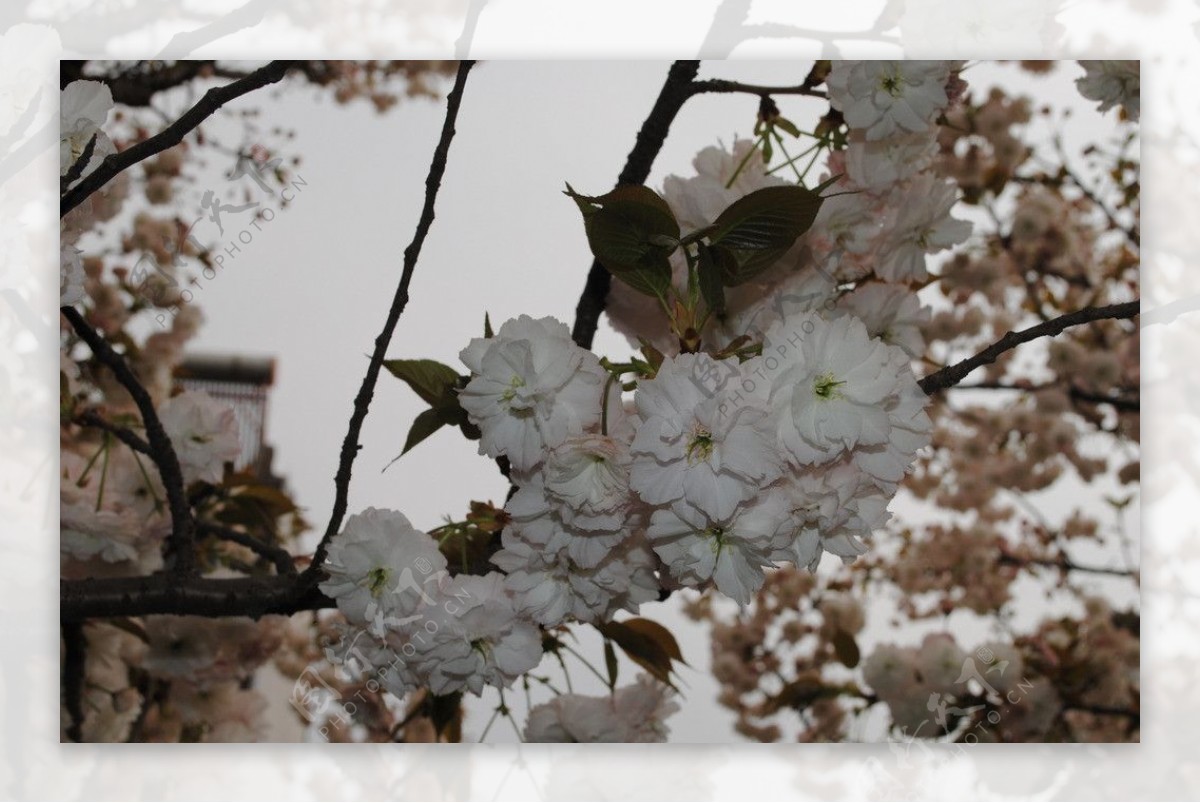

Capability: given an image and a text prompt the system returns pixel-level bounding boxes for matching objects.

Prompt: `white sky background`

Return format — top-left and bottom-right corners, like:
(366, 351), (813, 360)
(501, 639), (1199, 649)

(103, 60), (1138, 743)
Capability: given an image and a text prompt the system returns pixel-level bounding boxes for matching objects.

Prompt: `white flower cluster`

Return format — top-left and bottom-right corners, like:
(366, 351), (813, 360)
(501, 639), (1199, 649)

(1075, 61), (1140, 122)
(811, 60), (972, 284)
(319, 507), (543, 697)
(523, 673), (679, 742)
(453, 311), (932, 608)
(462, 315), (661, 626)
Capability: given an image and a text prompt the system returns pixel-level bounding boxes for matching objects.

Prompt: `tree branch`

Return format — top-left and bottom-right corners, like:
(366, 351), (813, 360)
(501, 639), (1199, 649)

(73, 410), (152, 455)
(61, 574), (331, 622)
(951, 381), (1139, 413)
(61, 621), (87, 741)
(196, 521), (296, 577)
(689, 78), (827, 99)
(997, 553), (1137, 578)
(60, 60), (295, 218)
(919, 301), (1140, 395)
(61, 307), (196, 573)
(59, 132), (97, 195)
(303, 60), (476, 583)
(571, 60), (702, 349)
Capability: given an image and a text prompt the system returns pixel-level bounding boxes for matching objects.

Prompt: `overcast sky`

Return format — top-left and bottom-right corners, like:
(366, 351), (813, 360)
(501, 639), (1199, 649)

(97, 60), (1134, 742)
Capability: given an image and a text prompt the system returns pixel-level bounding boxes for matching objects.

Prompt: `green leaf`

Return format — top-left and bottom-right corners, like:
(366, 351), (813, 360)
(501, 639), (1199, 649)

(598, 617), (685, 688)
(831, 630), (861, 669)
(775, 116), (801, 138)
(383, 358), (461, 407)
(565, 183), (679, 297)
(707, 184), (832, 285)
(695, 242), (726, 315)
(402, 407), (449, 456)
(711, 242), (780, 287)
(603, 639), (619, 689)
(483, 312), (494, 339)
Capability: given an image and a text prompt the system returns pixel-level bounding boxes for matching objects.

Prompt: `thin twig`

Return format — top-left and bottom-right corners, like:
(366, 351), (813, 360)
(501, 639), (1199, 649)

(571, 60), (702, 349)
(61, 60), (295, 217)
(73, 410), (152, 455)
(196, 521), (296, 576)
(689, 78), (827, 99)
(303, 60), (476, 583)
(61, 307), (196, 573)
(997, 553), (1137, 578)
(951, 381), (1139, 413)
(919, 301), (1140, 395)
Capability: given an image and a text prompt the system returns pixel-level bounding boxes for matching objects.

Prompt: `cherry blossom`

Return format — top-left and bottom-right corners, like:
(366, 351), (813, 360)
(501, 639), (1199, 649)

(318, 507), (448, 630)
(630, 352), (783, 521)
(459, 315), (608, 472)
(157, 390), (242, 484)
(827, 61), (956, 141)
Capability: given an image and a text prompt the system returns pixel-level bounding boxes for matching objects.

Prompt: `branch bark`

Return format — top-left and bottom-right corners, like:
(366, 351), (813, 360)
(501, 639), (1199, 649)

(62, 307), (196, 573)
(61, 574), (331, 622)
(196, 521), (297, 577)
(303, 60), (476, 583)
(60, 60), (295, 218)
(61, 621), (87, 741)
(73, 410), (152, 455)
(919, 301), (1140, 395)
(570, 60), (702, 349)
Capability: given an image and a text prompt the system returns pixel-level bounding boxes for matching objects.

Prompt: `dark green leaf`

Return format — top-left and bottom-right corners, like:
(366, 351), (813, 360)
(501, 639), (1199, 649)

(402, 407), (449, 456)
(604, 639), (619, 689)
(695, 242), (726, 315)
(383, 358), (461, 407)
(707, 184), (833, 285)
(483, 312), (494, 339)
(710, 242), (785, 287)
(598, 616), (685, 688)
(775, 116), (801, 139)
(564, 183), (679, 297)
(832, 630), (861, 669)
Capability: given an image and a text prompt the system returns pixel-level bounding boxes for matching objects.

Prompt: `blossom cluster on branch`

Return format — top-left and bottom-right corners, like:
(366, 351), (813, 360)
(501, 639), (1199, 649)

(59, 59), (1139, 744)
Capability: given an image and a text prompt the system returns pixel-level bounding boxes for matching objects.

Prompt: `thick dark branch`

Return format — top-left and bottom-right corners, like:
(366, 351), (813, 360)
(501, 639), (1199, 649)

(61, 621), (87, 742)
(919, 302), (1140, 395)
(61, 307), (195, 573)
(73, 410), (152, 455)
(1065, 703), (1140, 719)
(303, 60), (476, 583)
(60, 60), (295, 218)
(571, 60), (702, 349)
(196, 521), (296, 576)
(61, 574), (332, 622)
(62, 61), (219, 106)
